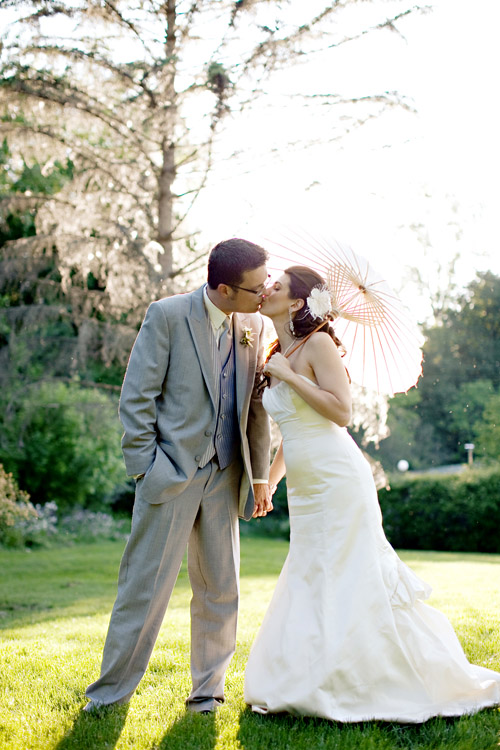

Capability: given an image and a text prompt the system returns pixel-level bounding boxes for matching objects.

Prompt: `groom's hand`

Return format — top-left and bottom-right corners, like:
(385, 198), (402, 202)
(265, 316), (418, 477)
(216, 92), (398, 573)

(252, 483), (273, 518)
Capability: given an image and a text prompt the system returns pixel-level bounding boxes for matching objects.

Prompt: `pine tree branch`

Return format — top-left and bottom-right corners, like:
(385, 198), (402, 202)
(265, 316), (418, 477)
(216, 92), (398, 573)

(1, 66), (159, 155)
(21, 44), (159, 108)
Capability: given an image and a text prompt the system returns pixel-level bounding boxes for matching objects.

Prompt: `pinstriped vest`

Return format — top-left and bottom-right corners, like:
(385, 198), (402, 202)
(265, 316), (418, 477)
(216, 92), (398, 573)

(215, 339), (238, 469)
(199, 329), (238, 469)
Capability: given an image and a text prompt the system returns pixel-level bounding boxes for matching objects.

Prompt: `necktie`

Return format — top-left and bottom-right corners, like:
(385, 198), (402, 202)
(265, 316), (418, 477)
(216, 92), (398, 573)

(218, 316), (232, 364)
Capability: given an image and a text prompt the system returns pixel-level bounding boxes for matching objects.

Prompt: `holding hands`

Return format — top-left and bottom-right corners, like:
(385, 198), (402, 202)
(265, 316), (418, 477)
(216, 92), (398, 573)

(252, 483), (274, 518)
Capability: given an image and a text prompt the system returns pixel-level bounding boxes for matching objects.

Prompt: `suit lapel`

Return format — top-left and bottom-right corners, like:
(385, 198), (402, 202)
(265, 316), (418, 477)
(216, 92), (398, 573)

(187, 290), (259, 415)
(234, 313), (258, 415)
(187, 286), (218, 408)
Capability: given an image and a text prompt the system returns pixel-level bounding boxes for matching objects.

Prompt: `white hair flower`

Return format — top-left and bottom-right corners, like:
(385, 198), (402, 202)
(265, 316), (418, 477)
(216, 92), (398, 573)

(306, 286), (332, 319)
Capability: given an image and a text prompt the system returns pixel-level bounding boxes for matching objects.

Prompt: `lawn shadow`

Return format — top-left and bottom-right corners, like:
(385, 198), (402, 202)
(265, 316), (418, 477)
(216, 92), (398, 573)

(157, 710), (217, 750)
(236, 705), (487, 749)
(0, 545), (192, 631)
(55, 703), (129, 750)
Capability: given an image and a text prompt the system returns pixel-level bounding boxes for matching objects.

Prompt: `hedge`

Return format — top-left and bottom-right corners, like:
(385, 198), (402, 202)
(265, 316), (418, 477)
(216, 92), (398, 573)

(379, 468), (500, 552)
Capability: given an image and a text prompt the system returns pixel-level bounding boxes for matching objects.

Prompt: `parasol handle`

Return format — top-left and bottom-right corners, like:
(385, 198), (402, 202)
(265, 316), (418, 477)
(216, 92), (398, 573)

(283, 322), (327, 359)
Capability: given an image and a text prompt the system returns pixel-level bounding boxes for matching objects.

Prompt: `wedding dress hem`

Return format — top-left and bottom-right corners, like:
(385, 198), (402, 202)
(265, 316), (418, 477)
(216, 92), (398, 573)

(248, 700), (500, 724)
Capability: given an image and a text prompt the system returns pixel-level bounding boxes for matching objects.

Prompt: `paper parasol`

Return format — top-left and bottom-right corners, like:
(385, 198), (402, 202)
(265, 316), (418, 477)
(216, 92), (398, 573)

(261, 227), (423, 396)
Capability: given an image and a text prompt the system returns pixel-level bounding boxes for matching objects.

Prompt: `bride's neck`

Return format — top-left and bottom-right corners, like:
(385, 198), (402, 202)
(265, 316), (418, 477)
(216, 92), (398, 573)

(271, 317), (295, 354)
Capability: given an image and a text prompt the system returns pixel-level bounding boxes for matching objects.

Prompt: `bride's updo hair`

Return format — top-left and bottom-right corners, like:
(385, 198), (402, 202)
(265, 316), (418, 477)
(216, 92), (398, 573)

(276, 265), (344, 350)
(287, 266), (334, 338)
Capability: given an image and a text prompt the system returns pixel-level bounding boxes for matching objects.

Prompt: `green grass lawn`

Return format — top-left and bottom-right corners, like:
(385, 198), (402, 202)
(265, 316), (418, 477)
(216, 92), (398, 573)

(1, 538), (499, 749)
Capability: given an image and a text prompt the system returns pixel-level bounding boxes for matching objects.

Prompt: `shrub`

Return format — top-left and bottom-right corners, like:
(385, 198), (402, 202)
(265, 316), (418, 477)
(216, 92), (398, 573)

(16, 501), (59, 547)
(379, 468), (500, 552)
(0, 464), (37, 547)
(58, 507), (129, 543)
(10, 502), (129, 548)
(0, 381), (127, 511)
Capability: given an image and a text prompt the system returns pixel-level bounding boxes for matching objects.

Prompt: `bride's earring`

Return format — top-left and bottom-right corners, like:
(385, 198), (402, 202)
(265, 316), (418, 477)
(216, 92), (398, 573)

(288, 308), (295, 335)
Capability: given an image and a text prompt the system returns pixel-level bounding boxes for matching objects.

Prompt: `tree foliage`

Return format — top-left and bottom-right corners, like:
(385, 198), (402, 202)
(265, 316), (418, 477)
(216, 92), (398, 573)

(373, 271), (500, 469)
(475, 393), (500, 461)
(417, 271), (500, 463)
(0, 138), (134, 391)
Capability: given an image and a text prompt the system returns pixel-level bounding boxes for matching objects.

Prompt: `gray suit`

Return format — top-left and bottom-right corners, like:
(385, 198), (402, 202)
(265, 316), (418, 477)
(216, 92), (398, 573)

(86, 285), (270, 710)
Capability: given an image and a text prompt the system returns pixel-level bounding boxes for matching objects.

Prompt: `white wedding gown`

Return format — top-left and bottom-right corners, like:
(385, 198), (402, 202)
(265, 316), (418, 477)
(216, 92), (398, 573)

(244, 376), (500, 722)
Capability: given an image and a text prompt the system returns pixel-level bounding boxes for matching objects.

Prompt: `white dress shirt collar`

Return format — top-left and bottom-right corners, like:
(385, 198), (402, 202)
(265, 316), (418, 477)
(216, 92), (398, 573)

(203, 285), (233, 331)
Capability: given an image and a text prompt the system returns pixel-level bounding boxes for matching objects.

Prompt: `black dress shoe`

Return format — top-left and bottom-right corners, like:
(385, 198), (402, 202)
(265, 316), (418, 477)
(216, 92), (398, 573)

(187, 698), (223, 714)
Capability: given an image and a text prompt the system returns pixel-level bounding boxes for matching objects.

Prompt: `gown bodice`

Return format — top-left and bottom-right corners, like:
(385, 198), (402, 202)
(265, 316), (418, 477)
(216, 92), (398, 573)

(263, 374), (344, 428)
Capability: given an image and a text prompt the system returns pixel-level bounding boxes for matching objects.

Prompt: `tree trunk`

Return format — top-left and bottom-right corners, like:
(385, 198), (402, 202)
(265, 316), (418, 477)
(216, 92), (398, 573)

(158, 137), (175, 279)
(157, 0), (177, 280)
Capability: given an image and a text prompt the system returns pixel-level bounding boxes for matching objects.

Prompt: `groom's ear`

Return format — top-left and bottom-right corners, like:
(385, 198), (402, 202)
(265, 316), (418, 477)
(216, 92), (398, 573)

(218, 283), (234, 299)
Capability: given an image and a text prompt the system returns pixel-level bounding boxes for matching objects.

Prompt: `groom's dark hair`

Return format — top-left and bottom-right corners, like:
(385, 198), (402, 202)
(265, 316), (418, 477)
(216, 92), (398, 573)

(207, 238), (268, 289)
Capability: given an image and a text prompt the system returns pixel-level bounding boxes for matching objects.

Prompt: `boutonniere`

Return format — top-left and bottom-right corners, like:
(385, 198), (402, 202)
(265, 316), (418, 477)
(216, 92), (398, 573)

(240, 326), (254, 348)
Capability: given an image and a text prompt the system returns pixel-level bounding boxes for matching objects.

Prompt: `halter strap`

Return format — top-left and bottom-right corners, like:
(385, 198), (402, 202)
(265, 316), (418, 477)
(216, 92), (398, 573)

(283, 322), (327, 359)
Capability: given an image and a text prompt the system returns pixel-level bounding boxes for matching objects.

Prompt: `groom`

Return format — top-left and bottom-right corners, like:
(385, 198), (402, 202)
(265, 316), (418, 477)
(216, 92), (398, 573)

(84, 238), (272, 713)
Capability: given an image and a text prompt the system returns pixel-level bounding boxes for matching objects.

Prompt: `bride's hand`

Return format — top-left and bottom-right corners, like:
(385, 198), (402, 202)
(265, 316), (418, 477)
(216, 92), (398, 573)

(264, 352), (293, 382)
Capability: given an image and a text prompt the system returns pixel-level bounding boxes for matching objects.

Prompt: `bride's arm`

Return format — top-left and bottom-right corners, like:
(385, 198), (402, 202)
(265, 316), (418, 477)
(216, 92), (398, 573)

(265, 334), (352, 426)
(269, 440), (286, 489)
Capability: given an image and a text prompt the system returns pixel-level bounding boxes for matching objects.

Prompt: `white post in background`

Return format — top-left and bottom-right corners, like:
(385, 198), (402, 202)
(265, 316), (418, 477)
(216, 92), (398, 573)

(464, 443), (475, 466)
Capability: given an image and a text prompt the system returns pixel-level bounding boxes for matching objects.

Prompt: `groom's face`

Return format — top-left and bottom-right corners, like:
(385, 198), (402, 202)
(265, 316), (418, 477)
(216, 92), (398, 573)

(224, 264), (270, 314)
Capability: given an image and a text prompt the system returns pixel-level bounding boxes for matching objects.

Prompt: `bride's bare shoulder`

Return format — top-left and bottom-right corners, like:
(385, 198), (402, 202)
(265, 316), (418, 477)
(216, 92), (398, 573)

(305, 331), (340, 354)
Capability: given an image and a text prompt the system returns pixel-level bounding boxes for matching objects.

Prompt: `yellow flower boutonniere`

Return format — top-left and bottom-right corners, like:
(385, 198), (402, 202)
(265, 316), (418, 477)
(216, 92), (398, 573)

(240, 326), (254, 348)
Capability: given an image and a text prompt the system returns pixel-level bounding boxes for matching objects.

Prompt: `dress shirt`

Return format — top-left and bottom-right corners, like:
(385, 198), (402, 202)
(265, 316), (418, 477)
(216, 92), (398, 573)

(203, 285), (232, 341)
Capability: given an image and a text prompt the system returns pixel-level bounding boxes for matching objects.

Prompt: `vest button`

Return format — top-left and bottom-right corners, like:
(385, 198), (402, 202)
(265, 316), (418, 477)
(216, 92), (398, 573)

(223, 372), (228, 378)
(195, 455), (201, 462)
(204, 429), (212, 436)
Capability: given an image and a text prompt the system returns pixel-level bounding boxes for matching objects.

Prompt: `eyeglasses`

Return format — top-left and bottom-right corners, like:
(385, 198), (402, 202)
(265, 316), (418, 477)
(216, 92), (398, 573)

(229, 275), (271, 296)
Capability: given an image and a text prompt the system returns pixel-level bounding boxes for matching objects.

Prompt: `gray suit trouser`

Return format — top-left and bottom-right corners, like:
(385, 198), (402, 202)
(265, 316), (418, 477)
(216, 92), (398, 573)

(86, 458), (241, 712)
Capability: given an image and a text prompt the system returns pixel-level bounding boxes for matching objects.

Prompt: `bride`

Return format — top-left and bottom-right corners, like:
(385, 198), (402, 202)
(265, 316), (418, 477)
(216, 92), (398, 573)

(244, 264), (500, 722)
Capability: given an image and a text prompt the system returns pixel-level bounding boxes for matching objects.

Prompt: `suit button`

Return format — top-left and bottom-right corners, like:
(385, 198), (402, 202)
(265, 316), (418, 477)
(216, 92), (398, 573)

(195, 455), (201, 462)
(223, 372), (228, 378)
(204, 429), (212, 436)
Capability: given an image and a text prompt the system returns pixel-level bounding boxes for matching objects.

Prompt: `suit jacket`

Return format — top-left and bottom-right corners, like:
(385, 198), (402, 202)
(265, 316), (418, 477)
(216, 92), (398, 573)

(119, 285), (271, 520)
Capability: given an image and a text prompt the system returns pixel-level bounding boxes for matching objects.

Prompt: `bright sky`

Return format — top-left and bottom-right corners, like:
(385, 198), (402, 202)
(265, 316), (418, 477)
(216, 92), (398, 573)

(190, 0), (500, 323)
